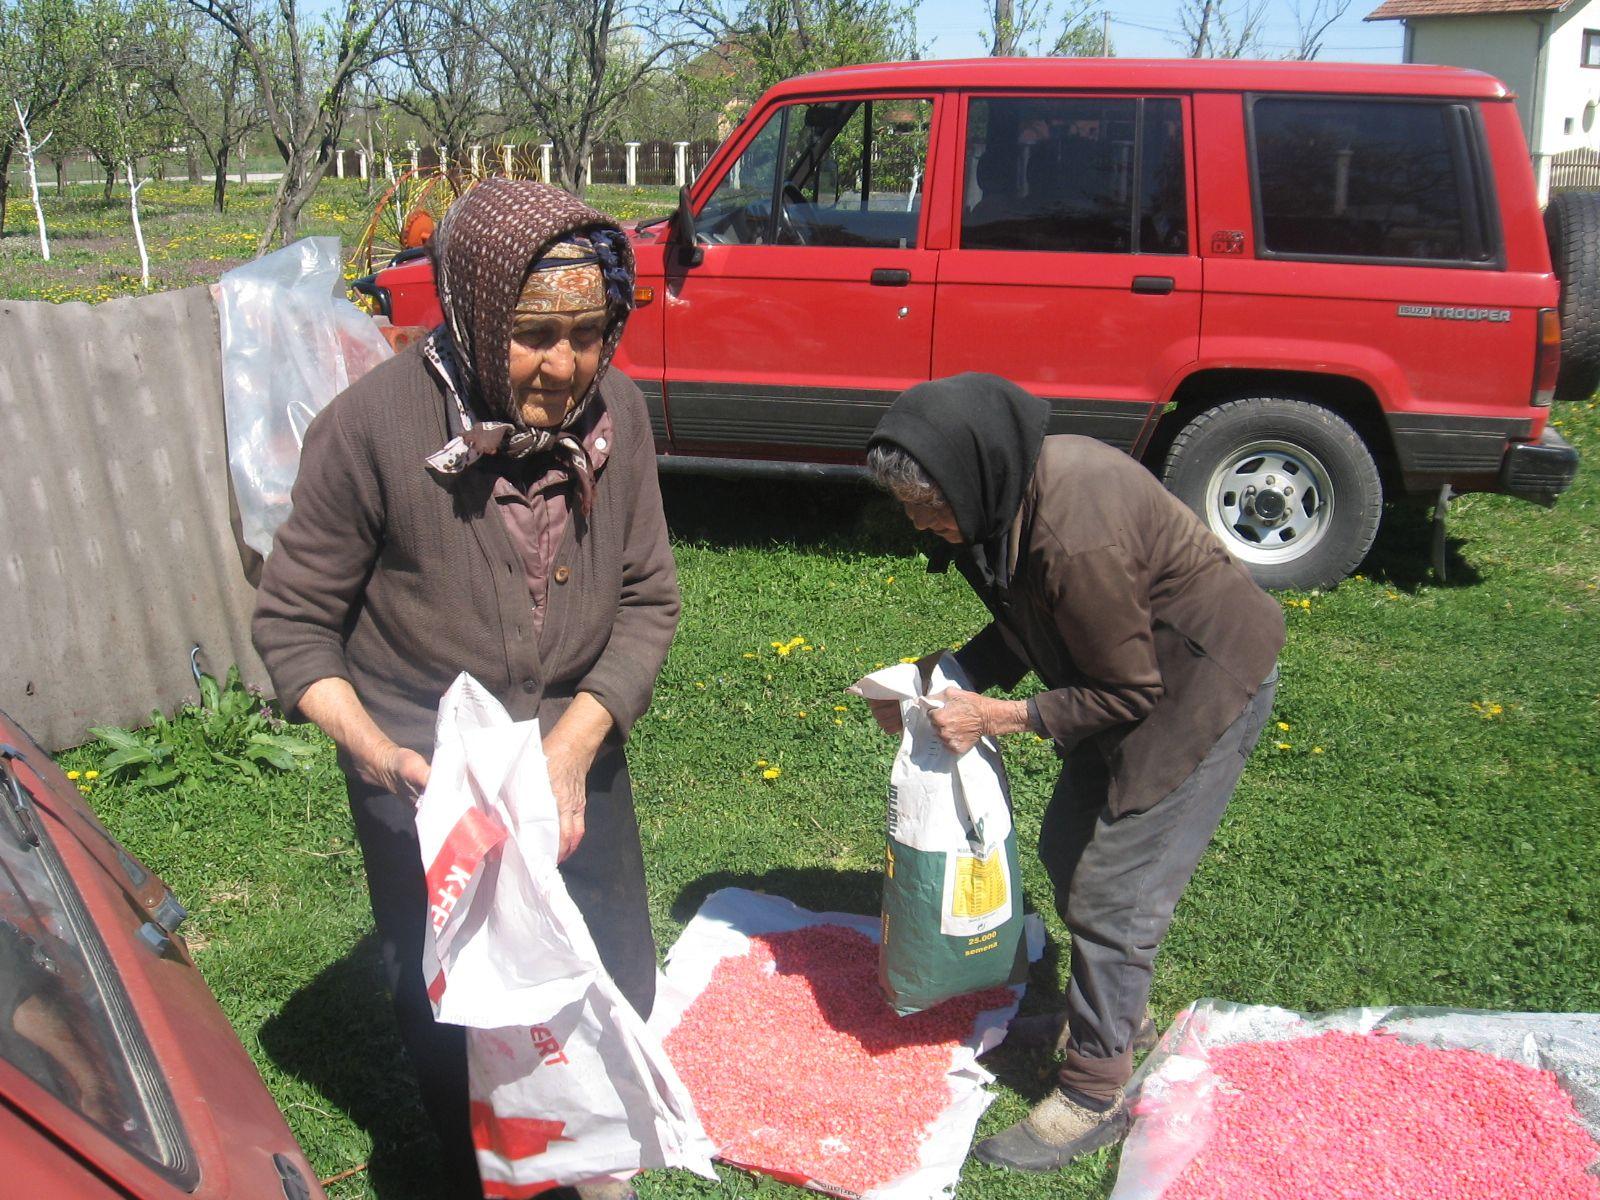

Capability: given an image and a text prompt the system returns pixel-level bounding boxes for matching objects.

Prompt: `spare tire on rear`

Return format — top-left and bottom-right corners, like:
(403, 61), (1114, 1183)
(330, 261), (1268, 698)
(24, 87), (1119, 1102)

(1545, 190), (1600, 401)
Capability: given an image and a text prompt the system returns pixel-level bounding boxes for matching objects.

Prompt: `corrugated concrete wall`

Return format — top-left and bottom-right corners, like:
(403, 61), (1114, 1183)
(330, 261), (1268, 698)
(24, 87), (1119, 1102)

(1, 288), (269, 751)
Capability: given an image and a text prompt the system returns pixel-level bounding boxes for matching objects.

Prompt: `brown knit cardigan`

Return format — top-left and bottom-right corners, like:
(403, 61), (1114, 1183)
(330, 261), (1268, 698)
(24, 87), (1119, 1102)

(251, 348), (679, 756)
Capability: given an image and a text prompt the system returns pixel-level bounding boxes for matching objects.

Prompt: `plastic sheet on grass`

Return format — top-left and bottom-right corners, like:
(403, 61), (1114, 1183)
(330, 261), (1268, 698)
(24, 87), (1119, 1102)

(649, 887), (1044, 1200)
(1113, 999), (1600, 1200)
(214, 236), (392, 557)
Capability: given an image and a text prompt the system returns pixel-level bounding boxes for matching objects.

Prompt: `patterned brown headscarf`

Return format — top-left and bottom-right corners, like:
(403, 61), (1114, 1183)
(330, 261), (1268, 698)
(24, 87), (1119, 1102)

(422, 178), (635, 510)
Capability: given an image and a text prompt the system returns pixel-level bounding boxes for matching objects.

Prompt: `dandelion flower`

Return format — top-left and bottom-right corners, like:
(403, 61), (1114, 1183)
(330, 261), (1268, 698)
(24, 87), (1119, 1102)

(796, 711), (808, 719)
(899, 656), (918, 664)
(1312, 747), (1324, 755)
(1275, 742), (1292, 751)
(833, 705), (849, 712)
(762, 767), (781, 780)
(66, 770), (81, 780)
(833, 719), (843, 726)
(885, 576), (895, 585)
(1276, 721), (1290, 732)
(84, 770), (99, 780)
(755, 759), (769, 767)
(743, 652), (758, 659)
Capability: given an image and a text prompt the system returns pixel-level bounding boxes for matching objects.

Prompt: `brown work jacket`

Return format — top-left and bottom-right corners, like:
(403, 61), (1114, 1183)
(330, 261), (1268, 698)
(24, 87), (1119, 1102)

(252, 348), (680, 757)
(956, 435), (1286, 816)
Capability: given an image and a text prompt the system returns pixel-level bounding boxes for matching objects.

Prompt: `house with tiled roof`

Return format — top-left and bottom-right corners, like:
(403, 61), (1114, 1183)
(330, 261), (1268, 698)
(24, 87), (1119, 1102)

(1367, 0), (1600, 198)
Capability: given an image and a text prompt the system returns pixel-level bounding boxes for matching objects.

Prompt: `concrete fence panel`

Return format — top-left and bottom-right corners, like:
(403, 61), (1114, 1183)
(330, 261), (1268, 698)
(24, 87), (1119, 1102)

(0, 289), (267, 751)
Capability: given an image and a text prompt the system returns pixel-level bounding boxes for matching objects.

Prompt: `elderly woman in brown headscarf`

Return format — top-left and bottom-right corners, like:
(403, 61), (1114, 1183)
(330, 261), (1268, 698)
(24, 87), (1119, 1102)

(253, 179), (679, 1200)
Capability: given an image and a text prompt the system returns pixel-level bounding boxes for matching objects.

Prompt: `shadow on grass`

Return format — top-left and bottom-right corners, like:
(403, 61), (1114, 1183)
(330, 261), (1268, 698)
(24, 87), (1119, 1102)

(258, 934), (453, 1200)
(670, 864), (883, 924)
(1356, 499), (1482, 592)
(661, 475), (937, 558)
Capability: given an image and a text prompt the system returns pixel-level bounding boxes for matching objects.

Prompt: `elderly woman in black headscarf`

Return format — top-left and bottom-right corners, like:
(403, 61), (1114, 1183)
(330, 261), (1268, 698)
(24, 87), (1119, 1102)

(864, 373), (1284, 1173)
(253, 179), (679, 1199)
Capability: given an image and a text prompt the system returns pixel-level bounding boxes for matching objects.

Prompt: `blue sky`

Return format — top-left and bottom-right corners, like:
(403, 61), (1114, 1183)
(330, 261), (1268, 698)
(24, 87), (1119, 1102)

(914, 0), (1405, 62)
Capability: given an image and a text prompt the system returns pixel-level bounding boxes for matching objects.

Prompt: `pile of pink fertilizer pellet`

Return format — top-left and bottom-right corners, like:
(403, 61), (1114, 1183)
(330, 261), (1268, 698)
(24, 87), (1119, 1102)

(1160, 1030), (1600, 1200)
(664, 923), (1013, 1196)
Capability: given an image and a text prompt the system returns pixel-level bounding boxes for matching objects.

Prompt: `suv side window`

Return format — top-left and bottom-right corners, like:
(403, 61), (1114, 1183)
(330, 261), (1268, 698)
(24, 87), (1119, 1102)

(695, 98), (933, 249)
(1250, 96), (1495, 264)
(962, 96), (1188, 254)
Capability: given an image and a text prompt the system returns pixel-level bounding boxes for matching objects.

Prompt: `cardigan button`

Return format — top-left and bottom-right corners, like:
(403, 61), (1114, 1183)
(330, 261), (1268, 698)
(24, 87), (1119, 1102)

(522, 678), (538, 693)
(553, 566), (571, 584)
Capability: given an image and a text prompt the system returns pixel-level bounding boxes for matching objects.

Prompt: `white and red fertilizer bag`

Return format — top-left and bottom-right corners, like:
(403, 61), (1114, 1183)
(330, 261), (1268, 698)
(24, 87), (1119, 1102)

(414, 673), (717, 1198)
(1114, 1000), (1600, 1200)
(649, 887), (1044, 1200)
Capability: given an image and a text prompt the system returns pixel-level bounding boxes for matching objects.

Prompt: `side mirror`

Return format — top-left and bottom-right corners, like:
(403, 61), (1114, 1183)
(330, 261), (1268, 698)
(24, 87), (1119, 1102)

(674, 186), (704, 267)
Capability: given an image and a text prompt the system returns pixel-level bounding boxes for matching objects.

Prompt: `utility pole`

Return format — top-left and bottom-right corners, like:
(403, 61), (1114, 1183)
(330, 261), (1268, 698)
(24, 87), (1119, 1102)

(1102, 10), (1111, 54)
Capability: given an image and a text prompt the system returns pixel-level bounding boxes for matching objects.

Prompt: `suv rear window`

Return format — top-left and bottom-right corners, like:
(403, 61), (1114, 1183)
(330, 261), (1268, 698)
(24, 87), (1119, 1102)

(961, 96), (1188, 254)
(1250, 96), (1495, 264)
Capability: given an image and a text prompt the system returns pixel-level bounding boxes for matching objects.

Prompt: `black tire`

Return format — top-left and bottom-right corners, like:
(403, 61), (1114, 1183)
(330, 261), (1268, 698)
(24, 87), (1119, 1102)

(1162, 397), (1383, 591)
(1544, 191), (1600, 401)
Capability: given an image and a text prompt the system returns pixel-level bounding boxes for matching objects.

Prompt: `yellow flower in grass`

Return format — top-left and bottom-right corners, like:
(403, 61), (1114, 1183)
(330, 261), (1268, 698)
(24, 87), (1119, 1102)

(66, 770), (81, 780)
(755, 759), (769, 767)
(833, 705), (849, 712)
(1312, 747), (1324, 755)
(1275, 742), (1292, 751)
(84, 770), (99, 780)
(762, 767), (782, 781)
(1276, 721), (1290, 732)
(899, 656), (919, 664)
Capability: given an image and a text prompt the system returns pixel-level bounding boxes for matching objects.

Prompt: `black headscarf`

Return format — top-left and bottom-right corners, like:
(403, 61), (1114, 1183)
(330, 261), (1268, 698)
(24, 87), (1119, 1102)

(868, 373), (1049, 592)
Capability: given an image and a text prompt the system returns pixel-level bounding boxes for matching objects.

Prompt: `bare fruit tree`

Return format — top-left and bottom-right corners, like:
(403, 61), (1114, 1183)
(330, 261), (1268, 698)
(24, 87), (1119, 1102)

(1290, 0), (1352, 60)
(478, 0), (699, 195)
(159, 13), (263, 212)
(186, 0), (400, 252)
(383, 0), (500, 157)
(1177, 0), (1266, 58)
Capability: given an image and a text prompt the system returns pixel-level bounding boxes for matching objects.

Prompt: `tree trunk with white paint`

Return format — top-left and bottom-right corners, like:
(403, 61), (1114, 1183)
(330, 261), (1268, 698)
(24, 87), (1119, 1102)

(14, 101), (53, 262)
(125, 158), (151, 290)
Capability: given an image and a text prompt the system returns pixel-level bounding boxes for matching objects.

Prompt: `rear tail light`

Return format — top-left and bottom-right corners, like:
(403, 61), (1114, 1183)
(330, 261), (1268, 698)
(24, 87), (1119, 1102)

(1533, 308), (1560, 407)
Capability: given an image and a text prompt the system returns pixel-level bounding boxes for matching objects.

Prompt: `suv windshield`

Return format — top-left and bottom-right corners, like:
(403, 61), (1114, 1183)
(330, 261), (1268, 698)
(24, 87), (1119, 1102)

(0, 751), (187, 1176)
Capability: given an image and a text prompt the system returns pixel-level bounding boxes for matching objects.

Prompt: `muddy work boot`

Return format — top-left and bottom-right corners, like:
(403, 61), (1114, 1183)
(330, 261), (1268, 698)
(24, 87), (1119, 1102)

(973, 1086), (1129, 1171)
(993, 1010), (1159, 1055)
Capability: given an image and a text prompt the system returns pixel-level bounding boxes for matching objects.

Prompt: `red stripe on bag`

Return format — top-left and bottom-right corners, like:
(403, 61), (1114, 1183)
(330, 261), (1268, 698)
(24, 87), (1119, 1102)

(425, 806), (507, 936)
(427, 970), (446, 1005)
(471, 1100), (572, 1159)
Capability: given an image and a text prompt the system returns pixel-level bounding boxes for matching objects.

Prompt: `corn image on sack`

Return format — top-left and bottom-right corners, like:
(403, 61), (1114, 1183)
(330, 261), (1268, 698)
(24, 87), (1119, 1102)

(850, 656), (1028, 1016)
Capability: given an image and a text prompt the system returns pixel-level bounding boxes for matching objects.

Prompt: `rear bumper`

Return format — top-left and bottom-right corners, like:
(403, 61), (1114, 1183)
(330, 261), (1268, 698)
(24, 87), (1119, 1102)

(1500, 427), (1580, 506)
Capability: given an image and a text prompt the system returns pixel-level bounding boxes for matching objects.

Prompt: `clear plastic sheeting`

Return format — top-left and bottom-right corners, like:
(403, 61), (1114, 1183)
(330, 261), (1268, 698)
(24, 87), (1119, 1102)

(214, 237), (392, 557)
(1113, 999), (1600, 1200)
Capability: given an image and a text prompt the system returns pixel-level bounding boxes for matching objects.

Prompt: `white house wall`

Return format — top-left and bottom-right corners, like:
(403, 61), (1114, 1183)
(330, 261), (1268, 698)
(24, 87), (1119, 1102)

(1538, 2), (1600, 160)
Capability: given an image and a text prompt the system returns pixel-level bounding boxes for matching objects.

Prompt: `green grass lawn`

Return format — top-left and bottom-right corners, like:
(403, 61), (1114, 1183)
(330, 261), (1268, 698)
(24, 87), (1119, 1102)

(20, 188), (1600, 1198)
(0, 179), (677, 302)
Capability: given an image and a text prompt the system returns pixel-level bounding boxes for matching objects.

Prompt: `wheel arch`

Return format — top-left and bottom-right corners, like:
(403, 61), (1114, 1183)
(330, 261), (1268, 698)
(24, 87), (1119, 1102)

(1143, 368), (1401, 497)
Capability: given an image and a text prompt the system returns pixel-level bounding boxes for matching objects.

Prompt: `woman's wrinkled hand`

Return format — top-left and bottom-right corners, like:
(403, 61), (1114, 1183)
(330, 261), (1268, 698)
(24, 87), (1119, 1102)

(927, 688), (989, 755)
(360, 742), (431, 801)
(542, 727), (596, 862)
(867, 698), (903, 735)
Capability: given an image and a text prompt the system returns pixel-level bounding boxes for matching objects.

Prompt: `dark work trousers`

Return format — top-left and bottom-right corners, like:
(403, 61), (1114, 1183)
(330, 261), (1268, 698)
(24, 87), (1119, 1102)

(347, 744), (657, 1199)
(1038, 672), (1278, 1102)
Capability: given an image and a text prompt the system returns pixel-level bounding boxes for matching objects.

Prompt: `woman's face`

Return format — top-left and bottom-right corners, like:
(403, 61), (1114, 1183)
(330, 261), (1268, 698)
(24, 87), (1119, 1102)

(901, 495), (963, 543)
(508, 307), (607, 427)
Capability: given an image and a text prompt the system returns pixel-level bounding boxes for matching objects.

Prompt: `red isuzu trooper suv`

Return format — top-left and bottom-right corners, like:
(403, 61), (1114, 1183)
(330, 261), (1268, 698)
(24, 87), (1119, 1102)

(362, 58), (1585, 590)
